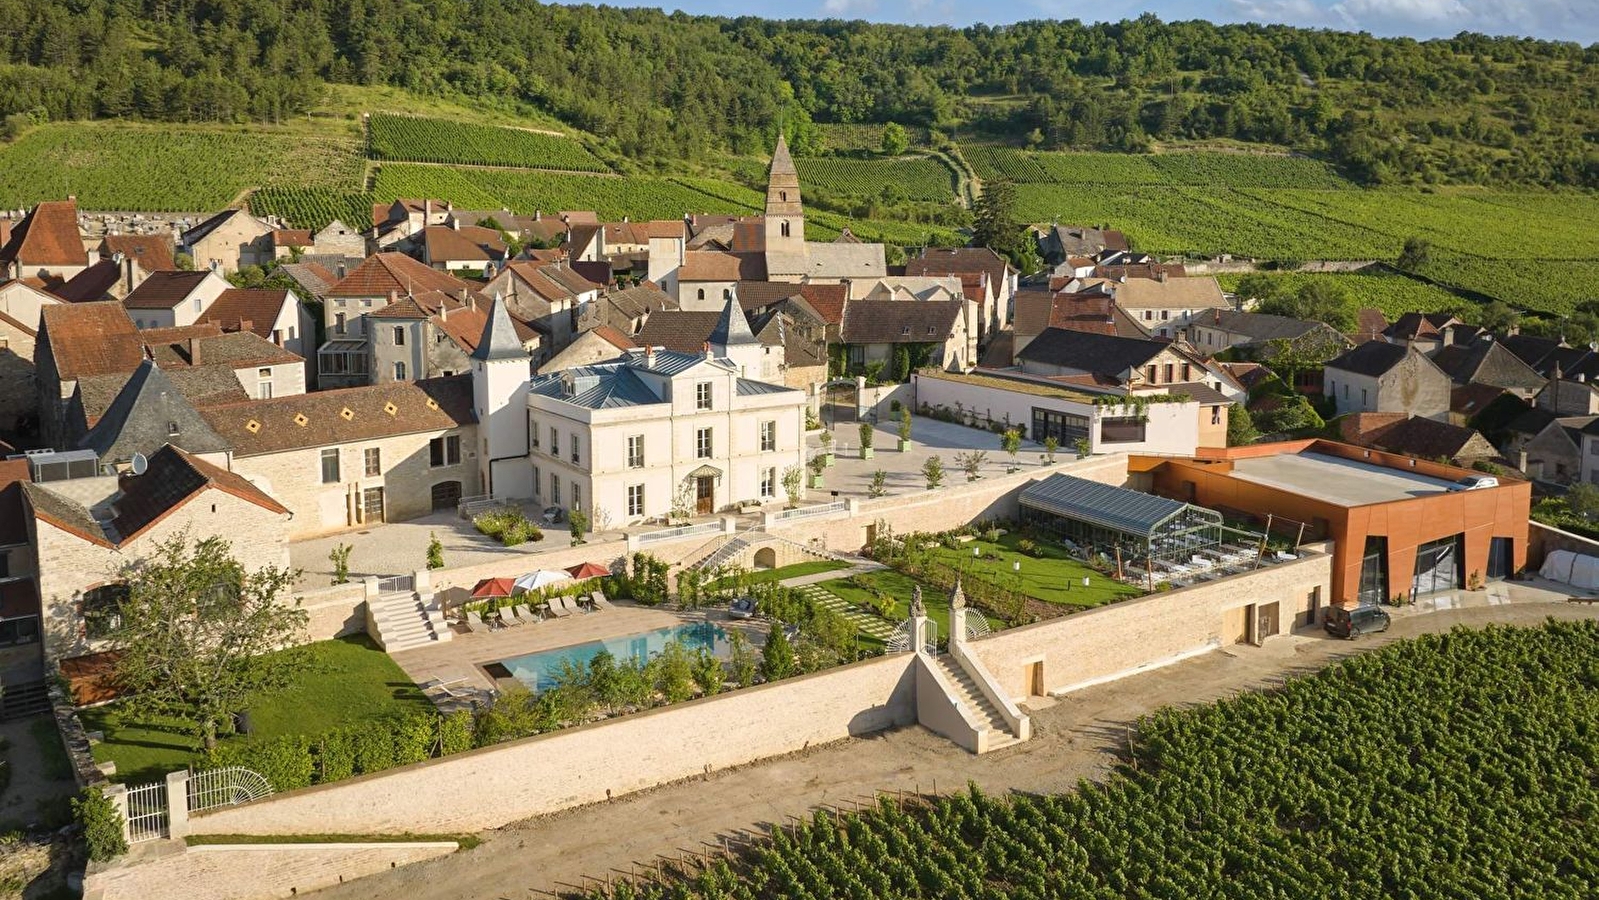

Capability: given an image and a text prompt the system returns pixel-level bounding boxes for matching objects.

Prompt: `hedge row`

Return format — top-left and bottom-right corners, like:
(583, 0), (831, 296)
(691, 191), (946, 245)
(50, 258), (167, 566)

(205, 708), (474, 791)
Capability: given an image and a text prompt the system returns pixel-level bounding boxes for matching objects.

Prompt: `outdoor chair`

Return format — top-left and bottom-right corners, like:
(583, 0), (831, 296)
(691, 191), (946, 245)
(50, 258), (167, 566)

(466, 610), (489, 632)
(590, 591), (615, 610)
(497, 606), (523, 627)
(547, 597), (573, 618)
(420, 677), (469, 700)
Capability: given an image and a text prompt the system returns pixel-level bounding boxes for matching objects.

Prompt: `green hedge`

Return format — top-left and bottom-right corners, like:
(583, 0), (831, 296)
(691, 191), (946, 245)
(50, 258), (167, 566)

(205, 709), (475, 791)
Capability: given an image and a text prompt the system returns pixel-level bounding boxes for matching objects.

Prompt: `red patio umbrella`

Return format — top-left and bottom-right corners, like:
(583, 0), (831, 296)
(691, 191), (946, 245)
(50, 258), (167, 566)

(471, 577), (517, 599)
(566, 562), (610, 580)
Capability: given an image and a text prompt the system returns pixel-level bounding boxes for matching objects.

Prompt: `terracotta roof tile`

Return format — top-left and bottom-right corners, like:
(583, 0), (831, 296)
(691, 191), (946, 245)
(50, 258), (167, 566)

(272, 230), (314, 247)
(0, 199), (86, 269)
(51, 259), (124, 303)
(589, 324), (637, 350)
(122, 270), (214, 309)
(200, 376), (476, 456)
(200, 289), (296, 340)
(327, 252), (475, 298)
(680, 251), (766, 283)
(40, 301), (143, 380)
(100, 234), (175, 271)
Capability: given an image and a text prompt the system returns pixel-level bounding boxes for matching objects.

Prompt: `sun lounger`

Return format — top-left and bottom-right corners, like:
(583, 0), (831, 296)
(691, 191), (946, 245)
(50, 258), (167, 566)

(497, 606), (523, 626)
(466, 610), (489, 632)
(547, 597), (572, 618)
(420, 677), (469, 699)
(590, 591), (615, 610)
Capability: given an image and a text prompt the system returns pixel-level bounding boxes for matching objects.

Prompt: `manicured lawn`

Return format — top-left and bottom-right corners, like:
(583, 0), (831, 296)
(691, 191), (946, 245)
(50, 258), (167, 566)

(924, 532), (1143, 609)
(826, 570), (999, 644)
(707, 559), (850, 591)
(79, 635), (428, 784)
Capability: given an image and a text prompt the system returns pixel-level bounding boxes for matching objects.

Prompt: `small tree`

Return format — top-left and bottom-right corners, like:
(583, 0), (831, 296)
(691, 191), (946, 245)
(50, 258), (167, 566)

(1397, 235), (1431, 271)
(956, 450), (988, 482)
(819, 428), (834, 457)
(74, 787), (128, 862)
(880, 121), (909, 156)
(568, 505), (589, 546)
(868, 469), (888, 498)
(329, 543), (351, 585)
(807, 453), (826, 486)
(898, 407), (913, 446)
(109, 535), (309, 750)
(425, 532), (444, 570)
(1567, 482), (1599, 520)
(923, 456), (945, 490)
(728, 629), (758, 688)
(1001, 428), (1022, 471)
(760, 624), (796, 681)
(782, 464), (804, 507)
(1043, 436), (1059, 464)
(858, 421), (874, 450)
(1227, 403), (1260, 446)
(1074, 437), (1092, 458)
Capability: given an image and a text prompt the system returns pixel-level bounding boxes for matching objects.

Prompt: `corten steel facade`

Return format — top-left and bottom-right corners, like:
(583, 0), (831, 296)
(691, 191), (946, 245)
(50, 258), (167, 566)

(1131, 439), (1530, 608)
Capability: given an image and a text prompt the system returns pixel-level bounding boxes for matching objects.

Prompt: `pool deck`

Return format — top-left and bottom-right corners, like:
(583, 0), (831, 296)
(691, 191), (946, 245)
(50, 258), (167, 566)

(390, 602), (762, 694)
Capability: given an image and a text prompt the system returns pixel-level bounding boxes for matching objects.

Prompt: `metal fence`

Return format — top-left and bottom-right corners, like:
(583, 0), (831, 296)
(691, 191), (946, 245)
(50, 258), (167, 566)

(377, 574), (415, 595)
(187, 766), (275, 813)
(636, 521), (722, 548)
(125, 780), (168, 843)
(770, 500), (848, 522)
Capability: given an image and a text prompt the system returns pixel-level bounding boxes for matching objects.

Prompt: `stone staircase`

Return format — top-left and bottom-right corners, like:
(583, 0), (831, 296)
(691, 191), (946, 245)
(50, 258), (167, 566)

(696, 535), (753, 572)
(0, 679), (50, 720)
(369, 592), (452, 652)
(932, 655), (1022, 750)
(796, 584), (895, 641)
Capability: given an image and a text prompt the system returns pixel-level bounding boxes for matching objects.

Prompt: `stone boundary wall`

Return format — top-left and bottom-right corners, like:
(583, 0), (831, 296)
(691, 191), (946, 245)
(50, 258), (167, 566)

(83, 841), (459, 900)
(969, 545), (1333, 701)
(188, 653), (918, 836)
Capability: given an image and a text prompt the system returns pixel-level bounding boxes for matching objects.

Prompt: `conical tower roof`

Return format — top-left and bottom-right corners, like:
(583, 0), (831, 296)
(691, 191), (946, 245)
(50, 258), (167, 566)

(769, 133), (797, 178)
(709, 288), (759, 349)
(471, 292), (529, 362)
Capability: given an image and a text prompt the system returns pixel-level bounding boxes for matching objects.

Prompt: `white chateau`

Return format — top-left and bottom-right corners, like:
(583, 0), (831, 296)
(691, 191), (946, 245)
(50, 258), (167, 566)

(473, 289), (807, 524)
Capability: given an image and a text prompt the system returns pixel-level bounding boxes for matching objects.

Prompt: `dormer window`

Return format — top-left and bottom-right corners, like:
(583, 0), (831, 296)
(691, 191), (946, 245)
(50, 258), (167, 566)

(167, 421), (180, 436)
(901, 325), (911, 336)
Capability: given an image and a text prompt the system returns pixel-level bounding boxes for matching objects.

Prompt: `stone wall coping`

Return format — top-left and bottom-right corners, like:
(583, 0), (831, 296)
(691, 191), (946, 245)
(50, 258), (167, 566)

(186, 842), (460, 853)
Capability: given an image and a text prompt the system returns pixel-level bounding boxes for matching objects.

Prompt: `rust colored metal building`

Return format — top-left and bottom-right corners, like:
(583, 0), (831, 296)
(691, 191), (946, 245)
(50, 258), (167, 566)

(1131, 440), (1530, 608)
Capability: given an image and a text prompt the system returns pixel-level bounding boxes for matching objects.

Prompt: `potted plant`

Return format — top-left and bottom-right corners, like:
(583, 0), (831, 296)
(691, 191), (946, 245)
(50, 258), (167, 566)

(819, 428), (835, 467)
(897, 407), (912, 452)
(859, 421), (874, 459)
(808, 453), (826, 489)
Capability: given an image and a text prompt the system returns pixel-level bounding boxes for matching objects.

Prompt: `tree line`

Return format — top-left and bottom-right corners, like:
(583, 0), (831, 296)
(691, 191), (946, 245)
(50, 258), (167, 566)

(0, 1), (1594, 185)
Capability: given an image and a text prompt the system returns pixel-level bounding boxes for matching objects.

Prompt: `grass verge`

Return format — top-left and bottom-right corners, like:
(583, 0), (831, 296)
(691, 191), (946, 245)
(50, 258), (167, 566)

(186, 832), (481, 850)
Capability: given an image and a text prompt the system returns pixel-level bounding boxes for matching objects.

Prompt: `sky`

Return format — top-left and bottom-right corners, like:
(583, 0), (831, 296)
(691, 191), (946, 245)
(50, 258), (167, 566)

(588, 0), (1599, 45)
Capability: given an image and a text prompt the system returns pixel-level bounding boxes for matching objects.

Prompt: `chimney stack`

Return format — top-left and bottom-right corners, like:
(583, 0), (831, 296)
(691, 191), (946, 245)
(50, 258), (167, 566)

(187, 337), (201, 366)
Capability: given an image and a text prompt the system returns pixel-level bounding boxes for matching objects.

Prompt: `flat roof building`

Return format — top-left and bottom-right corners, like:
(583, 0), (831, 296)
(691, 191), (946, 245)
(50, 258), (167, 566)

(1132, 440), (1530, 608)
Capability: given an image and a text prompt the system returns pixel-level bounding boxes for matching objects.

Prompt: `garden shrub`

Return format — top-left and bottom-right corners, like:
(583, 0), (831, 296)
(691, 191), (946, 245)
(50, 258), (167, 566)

(438, 710), (475, 755)
(316, 730), (356, 783)
(1017, 538), (1038, 556)
(352, 726), (396, 774)
(392, 711), (436, 766)
(209, 733), (315, 791)
(74, 787), (127, 862)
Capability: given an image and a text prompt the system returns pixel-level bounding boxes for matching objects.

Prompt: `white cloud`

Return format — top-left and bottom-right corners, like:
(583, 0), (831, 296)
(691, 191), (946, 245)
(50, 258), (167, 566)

(821, 0), (878, 14)
(1219, 0), (1599, 42)
(1331, 0), (1469, 25)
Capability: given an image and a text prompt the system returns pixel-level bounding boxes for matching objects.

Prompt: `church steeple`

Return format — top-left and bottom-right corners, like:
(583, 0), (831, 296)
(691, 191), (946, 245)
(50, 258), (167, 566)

(764, 134), (805, 254)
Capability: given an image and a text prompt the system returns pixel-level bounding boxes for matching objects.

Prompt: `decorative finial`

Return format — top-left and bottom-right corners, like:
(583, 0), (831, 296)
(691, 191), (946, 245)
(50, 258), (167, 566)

(910, 585), (925, 618)
(949, 577), (966, 611)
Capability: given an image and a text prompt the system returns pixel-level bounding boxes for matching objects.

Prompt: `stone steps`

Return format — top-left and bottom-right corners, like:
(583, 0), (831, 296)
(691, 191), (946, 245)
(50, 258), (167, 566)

(0, 679), (50, 720)
(934, 655), (1010, 734)
(370, 594), (450, 652)
(796, 585), (895, 640)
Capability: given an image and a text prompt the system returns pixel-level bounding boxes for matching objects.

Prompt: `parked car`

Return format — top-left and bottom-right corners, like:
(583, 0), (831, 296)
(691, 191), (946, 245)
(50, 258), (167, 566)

(1324, 605), (1392, 639)
(540, 506), (566, 525)
(1447, 475), (1498, 492)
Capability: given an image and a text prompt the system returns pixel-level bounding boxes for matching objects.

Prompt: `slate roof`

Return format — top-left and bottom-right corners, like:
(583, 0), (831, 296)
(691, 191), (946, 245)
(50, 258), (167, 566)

(472, 296), (529, 362)
(1016, 328), (1168, 374)
(1043, 225), (1128, 258)
(108, 445), (287, 542)
(100, 234), (175, 271)
(840, 299), (963, 345)
(39, 301), (143, 380)
(122, 270), (214, 309)
(200, 289), (295, 339)
(626, 347), (731, 376)
(1164, 382), (1231, 405)
(1428, 340), (1546, 392)
(1197, 308), (1335, 344)
(0, 200), (86, 269)
(1324, 341), (1412, 378)
(79, 360), (232, 462)
(1020, 473), (1191, 537)
(735, 378), (797, 396)
(1498, 333), (1565, 370)
(710, 293), (759, 347)
(201, 375), (476, 456)
(528, 364), (662, 409)
(326, 252), (474, 298)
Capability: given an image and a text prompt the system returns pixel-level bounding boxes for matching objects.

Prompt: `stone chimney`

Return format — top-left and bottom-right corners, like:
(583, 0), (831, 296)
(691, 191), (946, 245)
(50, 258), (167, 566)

(1157, 269), (1168, 283)
(187, 337), (201, 366)
(703, 340), (713, 360)
(423, 199), (432, 222)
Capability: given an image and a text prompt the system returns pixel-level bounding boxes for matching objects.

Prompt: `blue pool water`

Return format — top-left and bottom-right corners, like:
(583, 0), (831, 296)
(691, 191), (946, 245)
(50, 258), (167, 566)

(499, 622), (729, 691)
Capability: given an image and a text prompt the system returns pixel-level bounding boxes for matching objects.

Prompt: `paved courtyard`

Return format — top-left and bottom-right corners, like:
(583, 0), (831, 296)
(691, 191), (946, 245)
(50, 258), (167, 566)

(807, 417), (1053, 498)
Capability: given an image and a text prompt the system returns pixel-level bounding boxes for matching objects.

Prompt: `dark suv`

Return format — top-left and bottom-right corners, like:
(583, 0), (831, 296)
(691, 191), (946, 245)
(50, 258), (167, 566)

(1324, 605), (1392, 640)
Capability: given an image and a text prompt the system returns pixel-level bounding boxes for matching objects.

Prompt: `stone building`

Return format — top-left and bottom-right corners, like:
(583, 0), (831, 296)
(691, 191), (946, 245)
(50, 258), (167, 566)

(199, 288), (316, 361)
(1323, 341), (1453, 422)
(200, 376), (479, 539)
(121, 269), (232, 329)
(368, 291), (537, 384)
(481, 260), (603, 361)
(319, 253), (482, 389)
(0, 199), (89, 283)
(180, 209), (276, 273)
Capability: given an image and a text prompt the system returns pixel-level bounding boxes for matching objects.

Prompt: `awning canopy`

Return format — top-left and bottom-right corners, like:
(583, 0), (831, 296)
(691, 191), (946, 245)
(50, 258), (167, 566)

(686, 464), (722, 481)
(1019, 473), (1191, 538)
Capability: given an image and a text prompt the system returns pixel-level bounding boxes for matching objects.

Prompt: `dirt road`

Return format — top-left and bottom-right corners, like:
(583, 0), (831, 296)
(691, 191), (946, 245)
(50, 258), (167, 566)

(314, 600), (1595, 900)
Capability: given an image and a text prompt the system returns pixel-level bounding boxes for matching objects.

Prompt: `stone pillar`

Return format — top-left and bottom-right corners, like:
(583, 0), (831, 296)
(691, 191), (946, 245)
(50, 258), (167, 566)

(909, 584), (929, 655)
(721, 516), (738, 535)
(362, 576), (381, 601)
(854, 374), (868, 421)
(165, 770), (190, 839)
(948, 577), (967, 649)
(104, 783), (131, 845)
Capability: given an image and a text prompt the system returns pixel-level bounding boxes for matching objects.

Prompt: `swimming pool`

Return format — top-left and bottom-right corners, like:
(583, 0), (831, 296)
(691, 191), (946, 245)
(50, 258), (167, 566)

(498, 621), (729, 691)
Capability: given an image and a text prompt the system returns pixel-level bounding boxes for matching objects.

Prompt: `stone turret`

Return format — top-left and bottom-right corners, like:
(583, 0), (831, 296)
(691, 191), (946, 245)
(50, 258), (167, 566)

(763, 134), (805, 256)
(471, 292), (532, 500)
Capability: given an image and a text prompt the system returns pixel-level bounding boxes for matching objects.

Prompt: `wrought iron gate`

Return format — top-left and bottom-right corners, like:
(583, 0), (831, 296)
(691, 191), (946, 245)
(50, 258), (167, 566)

(125, 780), (169, 843)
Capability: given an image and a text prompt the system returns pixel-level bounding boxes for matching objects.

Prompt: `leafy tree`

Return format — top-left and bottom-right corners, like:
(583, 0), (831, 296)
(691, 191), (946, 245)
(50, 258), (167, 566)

(1233, 272), (1286, 304)
(956, 450), (988, 481)
(329, 543), (351, 585)
(1259, 280), (1355, 332)
(1398, 236), (1432, 271)
(1566, 482), (1599, 520)
(653, 641), (697, 703)
(728, 629), (758, 688)
(858, 421), (874, 450)
(972, 180), (1032, 270)
(425, 532), (444, 570)
(568, 505), (589, 546)
(923, 456), (945, 490)
(760, 624), (796, 681)
(782, 464), (804, 507)
(1074, 437), (1092, 458)
(1001, 428), (1022, 470)
(1478, 300), (1519, 334)
(880, 122), (909, 156)
(691, 647), (725, 696)
(1043, 436), (1058, 464)
(108, 536), (308, 750)
(1227, 403), (1260, 446)
(868, 469), (888, 498)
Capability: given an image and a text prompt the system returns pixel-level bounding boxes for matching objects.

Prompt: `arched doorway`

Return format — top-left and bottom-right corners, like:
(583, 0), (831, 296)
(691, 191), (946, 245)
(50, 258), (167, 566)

(821, 379), (860, 428)
(431, 480), (463, 511)
(753, 547), (777, 570)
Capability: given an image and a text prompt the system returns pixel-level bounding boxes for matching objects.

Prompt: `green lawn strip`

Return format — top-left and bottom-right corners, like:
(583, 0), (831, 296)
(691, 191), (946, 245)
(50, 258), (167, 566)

(79, 635), (428, 784)
(925, 533), (1142, 609)
(705, 559), (849, 591)
(795, 585), (895, 639)
(29, 719), (73, 781)
(186, 833), (481, 850)
(825, 570), (999, 644)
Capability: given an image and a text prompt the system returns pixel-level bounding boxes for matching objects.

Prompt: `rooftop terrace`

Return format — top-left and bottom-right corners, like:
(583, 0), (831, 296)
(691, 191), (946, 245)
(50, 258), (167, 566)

(1227, 451), (1461, 507)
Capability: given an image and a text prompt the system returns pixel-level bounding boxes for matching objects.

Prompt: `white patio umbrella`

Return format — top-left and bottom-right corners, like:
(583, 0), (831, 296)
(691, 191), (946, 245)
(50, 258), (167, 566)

(513, 570), (571, 594)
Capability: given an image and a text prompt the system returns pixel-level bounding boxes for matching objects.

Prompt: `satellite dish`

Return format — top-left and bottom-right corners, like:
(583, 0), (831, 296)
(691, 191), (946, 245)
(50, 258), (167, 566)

(130, 453), (148, 476)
